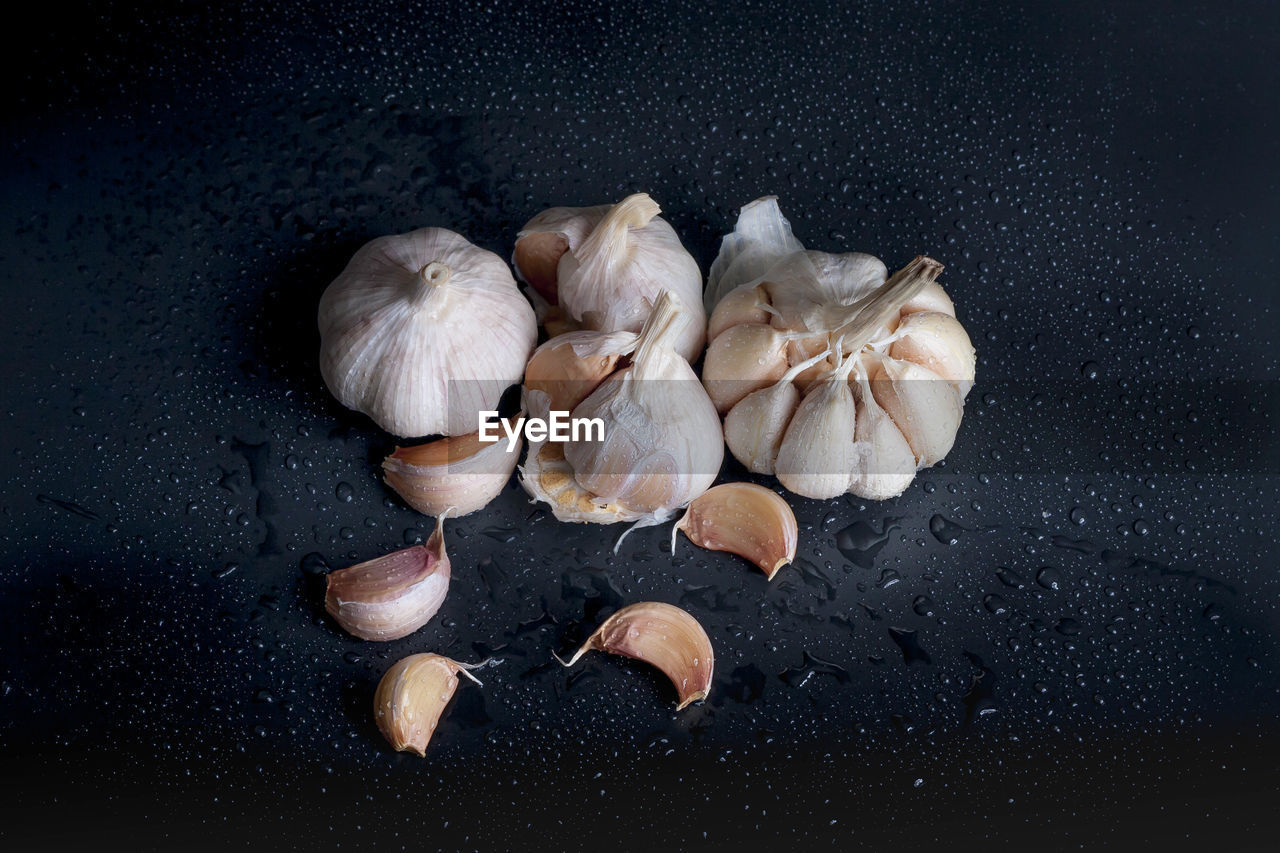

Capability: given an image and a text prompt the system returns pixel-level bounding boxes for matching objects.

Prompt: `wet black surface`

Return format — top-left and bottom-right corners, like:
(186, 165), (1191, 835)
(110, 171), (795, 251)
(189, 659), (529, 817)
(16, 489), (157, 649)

(2, 1), (1279, 849)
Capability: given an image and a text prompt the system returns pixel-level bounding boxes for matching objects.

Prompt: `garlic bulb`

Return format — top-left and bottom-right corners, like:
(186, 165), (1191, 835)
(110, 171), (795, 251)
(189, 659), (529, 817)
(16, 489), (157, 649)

(382, 425), (521, 518)
(704, 198), (976, 500)
(319, 227), (537, 437)
(520, 291), (724, 524)
(513, 193), (706, 362)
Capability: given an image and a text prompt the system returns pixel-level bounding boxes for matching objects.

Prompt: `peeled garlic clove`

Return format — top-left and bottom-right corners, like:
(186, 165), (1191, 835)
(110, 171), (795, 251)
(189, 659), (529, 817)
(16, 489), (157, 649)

(705, 196), (805, 313)
(562, 291), (724, 519)
(523, 329), (638, 413)
(521, 194), (706, 362)
(701, 323), (793, 414)
(871, 357), (963, 466)
(560, 602), (713, 709)
(847, 371), (918, 500)
(383, 427), (520, 518)
(722, 348), (831, 475)
(707, 283), (771, 341)
(374, 653), (482, 756)
(325, 515), (450, 641)
(319, 228), (537, 438)
(888, 311), (976, 398)
(775, 368), (860, 500)
(673, 483), (798, 579)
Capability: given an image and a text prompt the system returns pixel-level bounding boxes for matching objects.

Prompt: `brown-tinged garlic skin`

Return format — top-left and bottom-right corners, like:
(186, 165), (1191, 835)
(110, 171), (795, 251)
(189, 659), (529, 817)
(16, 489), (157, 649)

(325, 515), (450, 641)
(673, 483), (798, 580)
(704, 198), (976, 501)
(374, 653), (481, 757)
(318, 227), (536, 438)
(513, 193), (706, 362)
(382, 428), (521, 518)
(560, 602), (713, 710)
(519, 292), (723, 525)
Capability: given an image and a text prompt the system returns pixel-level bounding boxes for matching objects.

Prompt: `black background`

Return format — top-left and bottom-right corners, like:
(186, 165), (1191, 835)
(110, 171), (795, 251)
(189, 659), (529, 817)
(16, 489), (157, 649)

(2, 1), (1278, 850)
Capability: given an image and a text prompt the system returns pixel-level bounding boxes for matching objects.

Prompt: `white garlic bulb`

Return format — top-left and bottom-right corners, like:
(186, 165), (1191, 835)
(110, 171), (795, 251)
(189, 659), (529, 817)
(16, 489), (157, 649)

(318, 227), (537, 437)
(520, 291), (724, 524)
(513, 193), (706, 362)
(706, 198), (976, 500)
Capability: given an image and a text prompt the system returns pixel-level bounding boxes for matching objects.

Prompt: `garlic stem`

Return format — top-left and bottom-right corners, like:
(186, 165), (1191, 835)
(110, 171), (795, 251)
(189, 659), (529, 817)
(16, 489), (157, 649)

(631, 291), (690, 375)
(412, 261), (452, 305)
(830, 255), (943, 354)
(574, 193), (662, 265)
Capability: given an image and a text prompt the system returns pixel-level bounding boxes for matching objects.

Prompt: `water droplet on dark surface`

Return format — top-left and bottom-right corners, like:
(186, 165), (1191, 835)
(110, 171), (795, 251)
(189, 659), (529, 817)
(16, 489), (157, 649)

(888, 628), (932, 665)
(834, 517), (898, 568)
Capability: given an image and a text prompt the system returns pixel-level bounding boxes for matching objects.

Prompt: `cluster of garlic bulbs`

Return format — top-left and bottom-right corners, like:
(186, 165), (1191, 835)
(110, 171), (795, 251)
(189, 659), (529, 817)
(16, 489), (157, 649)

(318, 227), (536, 438)
(520, 291), (723, 525)
(513, 193), (706, 362)
(702, 198), (975, 500)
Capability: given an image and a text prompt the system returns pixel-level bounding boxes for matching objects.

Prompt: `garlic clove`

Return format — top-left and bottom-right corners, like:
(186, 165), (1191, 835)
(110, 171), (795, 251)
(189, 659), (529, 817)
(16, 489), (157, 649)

(672, 483), (798, 579)
(775, 369), (860, 500)
(870, 356), (963, 467)
(383, 427), (520, 518)
(701, 323), (793, 414)
(512, 203), (610, 304)
(898, 280), (955, 319)
(562, 292), (724, 519)
(707, 283), (771, 341)
(523, 330), (638, 413)
(319, 227), (537, 438)
(847, 370), (918, 499)
(559, 602), (713, 709)
(887, 310), (976, 398)
(324, 514), (451, 641)
(374, 653), (482, 756)
(722, 347), (832, 475)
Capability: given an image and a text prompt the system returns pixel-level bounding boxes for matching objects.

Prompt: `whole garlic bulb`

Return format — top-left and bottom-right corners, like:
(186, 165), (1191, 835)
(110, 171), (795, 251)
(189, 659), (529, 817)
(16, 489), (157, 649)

(520, 291), (724, 524)
(512, 193), (706, 362)
(705, 198), (976, 500)
(318, 227), (537, 437)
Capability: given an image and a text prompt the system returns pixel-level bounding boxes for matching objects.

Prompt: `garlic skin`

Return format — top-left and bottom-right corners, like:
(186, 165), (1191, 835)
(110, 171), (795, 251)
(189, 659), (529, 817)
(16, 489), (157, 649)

(520, 291), (724, 525)
(383, 428), (520, 518)
(703, 197), (976, 500)
(325, 514), (450, 641)
(319, 227), (536, 437)
(672, 483), (798, 580)
(523, 329), (638, 414)
(374, 653), (482, 757)
(558, 602), (713, 709)
(513, 193), (706, 362)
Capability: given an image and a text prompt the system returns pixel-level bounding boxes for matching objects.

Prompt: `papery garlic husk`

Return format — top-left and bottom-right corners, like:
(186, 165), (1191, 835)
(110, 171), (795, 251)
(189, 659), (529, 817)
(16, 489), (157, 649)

(319, 227), (536, 437)
(704, 196), (975, 500)
(558, 601), (713, 710)
(383, 426), (521, 518)
(325, 514), (450, 641)
(870, 356), (963, 466)
(374, 653), (482, 757)
(672, 483), (798, 580)
(523, 329), (638, 413)
(722, 348), (832, 475)
(513, 193), (706, 362)
(562, 291), (724, 519)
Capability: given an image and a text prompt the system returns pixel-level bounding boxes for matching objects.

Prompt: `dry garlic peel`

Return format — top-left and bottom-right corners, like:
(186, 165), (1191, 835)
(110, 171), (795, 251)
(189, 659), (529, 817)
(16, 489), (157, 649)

(672, 483), (798, 579)
(704, 197), (976, 500)
(523, 329), (638, 413)
(559, 601), (713, 710)
(325, 515), (450, 641)
(513, 193), (706, 362)
(520, 291), (723, 524)
(383, 427), (521, 518)
(374, 653), (482, 756)
(318, 227), (536, 437)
